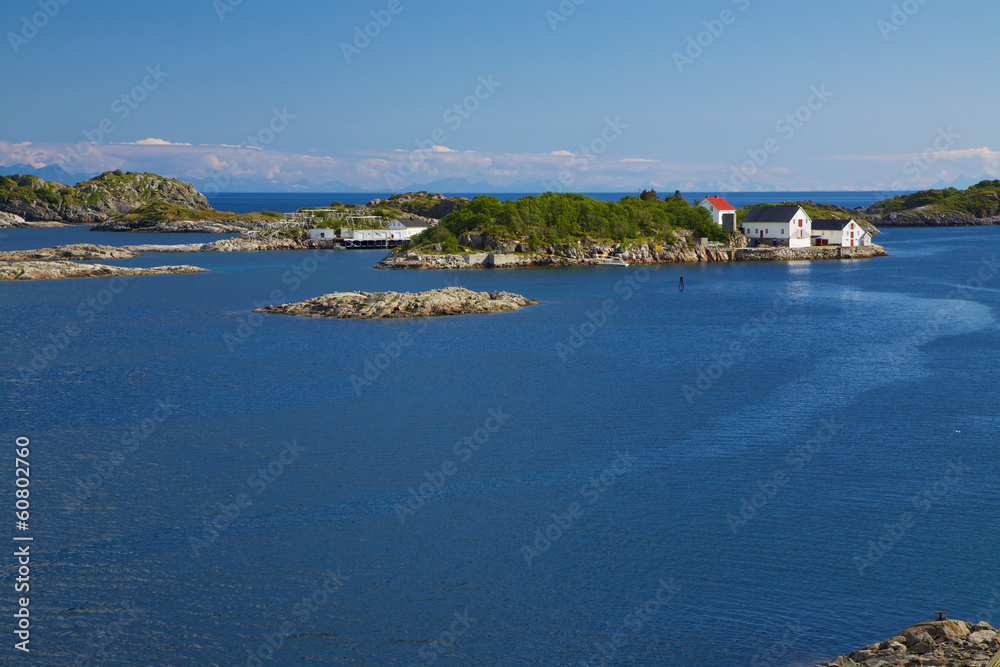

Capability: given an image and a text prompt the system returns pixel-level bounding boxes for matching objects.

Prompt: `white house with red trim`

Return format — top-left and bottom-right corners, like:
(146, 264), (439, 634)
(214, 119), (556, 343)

(699, 196), (738, 231)
(811, 219), (870, 247)
(741, 205), (812, 248)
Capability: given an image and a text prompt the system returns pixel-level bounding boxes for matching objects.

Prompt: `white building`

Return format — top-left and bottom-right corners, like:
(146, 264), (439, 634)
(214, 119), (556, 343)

(387, 217), (431, 239)
(741, 205), (812, 248)
(699, 196), (738, 231)
(811, 219), (871, 247)
(308, 229), (337, 240)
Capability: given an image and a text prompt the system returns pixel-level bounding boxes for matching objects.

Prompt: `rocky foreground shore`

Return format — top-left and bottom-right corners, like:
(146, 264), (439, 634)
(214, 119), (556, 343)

(0, 260), (208, 281)
(376, 240), (888, 270)
(0, 243), (140, 262)
(254, 286), (539, 319)
(816, 619), (998, 667)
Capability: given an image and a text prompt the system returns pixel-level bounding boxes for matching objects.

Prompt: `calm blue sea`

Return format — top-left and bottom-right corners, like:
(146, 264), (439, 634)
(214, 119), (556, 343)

(206, 191), (898, 214)
(2, 225), (998, 666)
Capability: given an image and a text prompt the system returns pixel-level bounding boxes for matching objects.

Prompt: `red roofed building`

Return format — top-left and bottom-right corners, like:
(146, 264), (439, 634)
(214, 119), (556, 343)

(699, 196), (738, 231)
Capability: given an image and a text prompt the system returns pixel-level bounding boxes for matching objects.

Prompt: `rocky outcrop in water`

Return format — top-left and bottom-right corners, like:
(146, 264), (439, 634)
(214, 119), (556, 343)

(0, 211), (71, 227)
(375, 239), (888, 270)
(0, 260), (208, 281)
(124, 236), (331, 253)
(91, 219), (250, 233)
(254, 286), (539, 319)
(0, 244), (140, 262)
(0, 171), (210, 223)
(815, 619), (998, 667)
(865, 204), (1000, 227)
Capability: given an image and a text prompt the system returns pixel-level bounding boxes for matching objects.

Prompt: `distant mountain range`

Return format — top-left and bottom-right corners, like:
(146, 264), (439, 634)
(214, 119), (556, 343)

(3, 161), (993, 195)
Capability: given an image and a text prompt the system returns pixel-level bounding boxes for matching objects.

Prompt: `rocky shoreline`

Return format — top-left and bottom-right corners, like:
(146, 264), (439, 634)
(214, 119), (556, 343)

(122, 236), (329, 253)
(0, 260), (208, 281)
(254, 286), (539, 319)
(815, 618), (998, 667)
(375, 240), (888, 270)
(0, 243), (140, 262)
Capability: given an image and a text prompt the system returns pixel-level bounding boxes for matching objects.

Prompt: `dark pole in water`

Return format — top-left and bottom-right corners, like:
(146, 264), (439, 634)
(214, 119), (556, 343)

(679, 276), (684, 292)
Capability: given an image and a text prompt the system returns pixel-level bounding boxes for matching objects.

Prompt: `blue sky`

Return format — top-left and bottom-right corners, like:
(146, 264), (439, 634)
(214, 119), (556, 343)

(2, 0), (998, 192)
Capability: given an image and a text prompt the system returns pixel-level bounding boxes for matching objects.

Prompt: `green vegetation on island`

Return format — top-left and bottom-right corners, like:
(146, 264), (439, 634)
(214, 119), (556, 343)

(115, 202), (284, 224)
(874, 180), (1000, 218)
(0, 170), (212, 223)
(404, 191), (727, 254)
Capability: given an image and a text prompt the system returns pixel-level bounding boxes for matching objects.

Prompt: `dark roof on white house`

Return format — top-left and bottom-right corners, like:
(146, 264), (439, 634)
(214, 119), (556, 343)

(811, 219), (853, 231)
(394, 217), (431, 228)
(741, 205), (804, 224)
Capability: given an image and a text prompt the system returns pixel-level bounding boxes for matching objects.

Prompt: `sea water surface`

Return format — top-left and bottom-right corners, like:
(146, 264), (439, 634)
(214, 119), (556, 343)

(1, 225), (998, 666)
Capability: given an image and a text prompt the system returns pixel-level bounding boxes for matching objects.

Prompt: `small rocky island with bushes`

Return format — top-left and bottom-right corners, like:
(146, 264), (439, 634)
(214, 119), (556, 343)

(254, 286), (539, 319)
